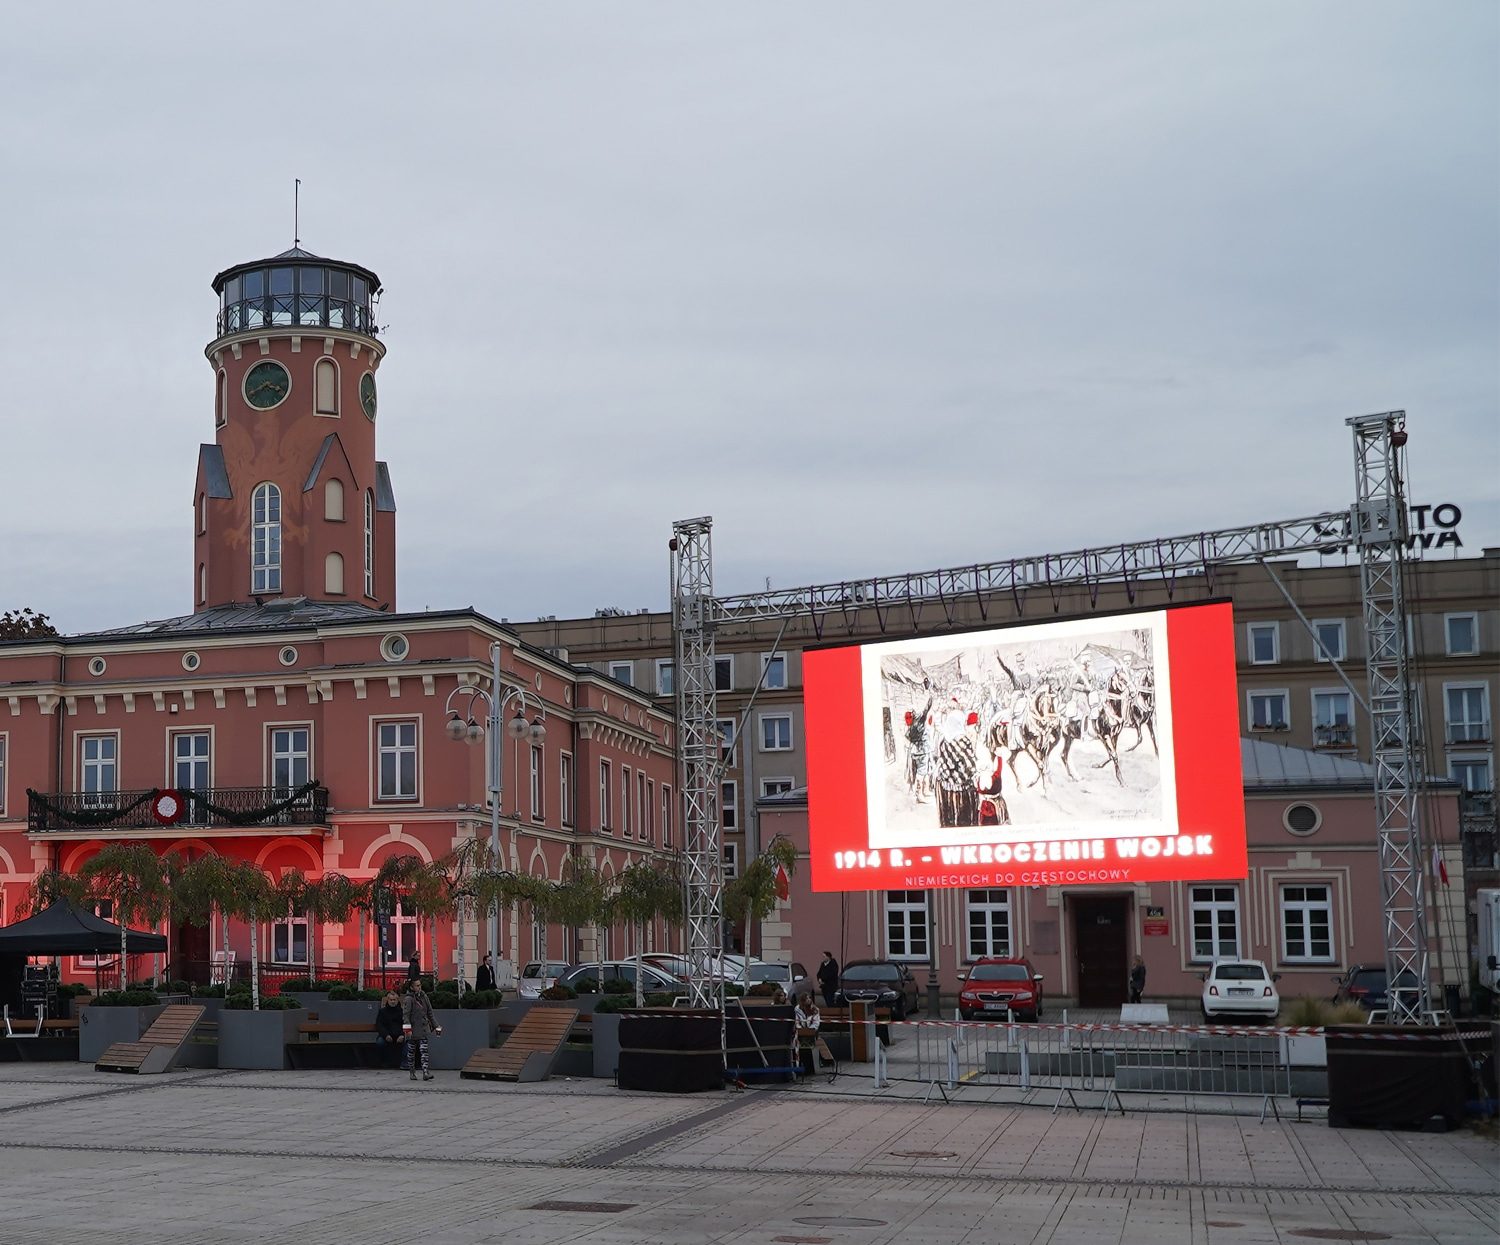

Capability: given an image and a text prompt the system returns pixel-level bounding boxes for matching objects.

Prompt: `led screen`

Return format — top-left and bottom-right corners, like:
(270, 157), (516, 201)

(803, 601), (1245, 891)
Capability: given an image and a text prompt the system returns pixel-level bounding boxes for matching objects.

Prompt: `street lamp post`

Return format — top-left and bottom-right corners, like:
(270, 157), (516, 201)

(445, 641), (547, 974)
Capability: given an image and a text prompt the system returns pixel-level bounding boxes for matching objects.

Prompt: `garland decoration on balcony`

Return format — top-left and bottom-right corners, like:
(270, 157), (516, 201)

(26, 789), (156, 827)
(184, 780), (322, 825)
(27, 780), (322, 828)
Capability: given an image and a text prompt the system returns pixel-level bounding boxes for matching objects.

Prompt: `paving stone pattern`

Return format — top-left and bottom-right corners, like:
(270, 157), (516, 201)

(0, 1064), (1492, 1243)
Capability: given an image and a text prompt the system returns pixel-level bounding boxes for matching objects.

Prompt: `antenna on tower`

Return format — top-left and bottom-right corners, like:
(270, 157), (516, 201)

(294, 178), (301, 248)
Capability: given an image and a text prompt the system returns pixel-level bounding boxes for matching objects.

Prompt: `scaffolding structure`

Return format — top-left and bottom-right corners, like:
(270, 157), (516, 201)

(672, 412), (1434, 1024)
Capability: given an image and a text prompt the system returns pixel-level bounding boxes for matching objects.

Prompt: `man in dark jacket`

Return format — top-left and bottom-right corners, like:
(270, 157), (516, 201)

(401, 979), (442, 1081)
(374, 991), (405, 1069)
(475, 953), (497, 994)
(816, 952), (839, 1007)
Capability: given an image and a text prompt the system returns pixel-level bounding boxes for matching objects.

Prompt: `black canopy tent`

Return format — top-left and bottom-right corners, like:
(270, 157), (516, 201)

(0, 899), (168, 1005)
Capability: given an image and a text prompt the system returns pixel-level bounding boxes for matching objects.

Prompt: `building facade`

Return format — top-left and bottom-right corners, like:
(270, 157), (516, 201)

(0, 243), (679, 990)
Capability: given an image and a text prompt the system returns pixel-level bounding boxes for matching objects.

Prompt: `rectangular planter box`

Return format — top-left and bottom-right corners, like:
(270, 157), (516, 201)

(298, 999), (379, 1023)
(592, 1012), (622, 1079)
(79, 1005), (166, 1063)
(217, 1007), (306, 1070)
(554, 1046), (593, 1078)
(426, 1009), (501, 1070)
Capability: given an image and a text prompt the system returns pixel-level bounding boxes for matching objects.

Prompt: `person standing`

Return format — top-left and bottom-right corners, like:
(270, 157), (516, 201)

(1129, 955), (1147, 1005)
(406, 954), (422, 985)
(401, 978), (442, 1082)
(374, 991), (406, 1069)
(816, 951), (839, 1007)
(475, 953), (496, 994)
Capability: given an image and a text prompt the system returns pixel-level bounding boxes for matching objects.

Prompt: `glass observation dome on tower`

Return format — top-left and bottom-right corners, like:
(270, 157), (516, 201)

(211, 246), (382, 339)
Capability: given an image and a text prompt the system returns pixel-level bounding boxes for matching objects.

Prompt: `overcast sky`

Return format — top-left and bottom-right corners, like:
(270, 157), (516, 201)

(1, 4), (1495, 635)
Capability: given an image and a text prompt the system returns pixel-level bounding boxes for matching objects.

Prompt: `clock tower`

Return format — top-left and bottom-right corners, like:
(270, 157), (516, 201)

(192, 246), (397, 613)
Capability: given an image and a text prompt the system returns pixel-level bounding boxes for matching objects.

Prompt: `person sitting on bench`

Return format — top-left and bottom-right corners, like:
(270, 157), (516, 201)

(795, 993), (824, 1074)
(375, 991), (405, 1069)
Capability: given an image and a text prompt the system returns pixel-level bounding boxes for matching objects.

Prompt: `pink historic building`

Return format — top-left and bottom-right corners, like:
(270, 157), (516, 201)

(0, 243), (679, 989)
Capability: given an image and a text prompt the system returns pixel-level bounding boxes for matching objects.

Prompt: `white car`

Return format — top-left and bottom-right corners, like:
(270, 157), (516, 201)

(517, 960), (570, 999)
(1201, 959), (1281, 1022)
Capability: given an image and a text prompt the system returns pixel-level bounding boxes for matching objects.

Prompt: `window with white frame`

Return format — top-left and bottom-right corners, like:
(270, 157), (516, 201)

(645, 777), (655, 842)
(251, 482), (281, 594)
(324, 551), (345, 595)
(78, 899), (117, 968)
(196, 491), (206, 534)
(79, 734), (118, 807)
(760, 652), (787, 691)
(1445, 684), (1490, 743)
(722, 841), (739, 879)
(270, 726), (310, 793)
(608, 661), (634, 687)
(1248, 622), (1279, 665)
(363, 490), (375, 597)
(662, 785), (673, 847)
(530, 745), (544, 822)
(637, 771), (648, 841)
(966, 889), (1012, 958)
(1248, 690), (1289, 731)
(599, 760), (613, 831)
(314, 357), (338, 415)
(1312, 690), (1354, 748)
(376, 720), (417, 800)
(560, 752), (574, 826)
(887, 891), (929, 960)
(621, 766), (633, 837)
(720, 780), (738, 831)
(760, 777), (794, 798)
(1445, 613), (1479, 657)
(1281, 884), (1334, 962)
(173, 731), (211, 825)
(0, 734), (6, 816)
(1312, 619), (1346, 663)
(655, 659), (675, 696)
(271, 912), (309, 965)
(713, 655), (733, 691)
(383, 900), (419, 968)
(1189, 886), (1240, 960)
(759, 713), (793, 751)
(1450, 754), (1493, 793)
(714, 717), (739, 767)
(325, 477), (344, 521)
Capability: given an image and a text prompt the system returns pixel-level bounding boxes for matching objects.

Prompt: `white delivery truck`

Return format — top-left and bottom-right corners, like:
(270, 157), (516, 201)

(1478, 889), (1500, 994)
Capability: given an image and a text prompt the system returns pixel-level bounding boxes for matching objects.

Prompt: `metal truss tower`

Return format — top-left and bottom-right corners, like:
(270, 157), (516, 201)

(1348, 411), (1430, 1024)
(670, 517), (725, 1010)
(671, 415), (1434, 1022)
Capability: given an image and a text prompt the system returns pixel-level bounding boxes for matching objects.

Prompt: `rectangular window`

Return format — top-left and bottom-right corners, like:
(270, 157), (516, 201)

(0, 734), (6, 817)
(376, 720), (417, 800)
(78, 900), (117, 969)
(1311, 690), (1354, 748)
(1248, 691), (1289, 731)
(714, 717), (739, 768)
(662, 785), (673, 847)
(759, 713), (793, 751)
(645, 777), (655, 842)
(1312, 619), (1346, 663)
(385, 901), (419, 969)
(560, 752), (574, 826)
(599, 760), (613, 831)
(714, 656), (734, 692)
(79, 734), (118, 807)
(1281, 884), (1334, 962)
(1189, 886), (1240, 961)
(637, 771), (648, 842)
(1445, 684), (1490, 743)
(722, 842), (739, 879)
(966, 889), (1012, 959)
(530, 745), (544, 822)
(655, 659), (675, 696)
(621, 766), (633, 837)
(1248, 622), (1279, 665)
(760, 777), (794, 798)
(608, 661), (634, 687)
(173, 731), (211, 824)
(1449, 754), (1493, 793)
(887, 891), (929, 960)
(1445, 613), (1479, 657)
(270, 727), (310, 792)
(760, 652), (788, 691)
(271, 914), (309, 965)
(532, 920), (547, 963)
(720, 780), (738, 831)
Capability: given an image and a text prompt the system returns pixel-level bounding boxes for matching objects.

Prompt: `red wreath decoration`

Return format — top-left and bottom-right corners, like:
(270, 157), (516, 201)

(150, 789), (186, 826)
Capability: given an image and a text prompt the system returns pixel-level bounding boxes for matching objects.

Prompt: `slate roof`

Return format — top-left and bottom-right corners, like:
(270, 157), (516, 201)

(198, 445), (232, 498)
(91, 598), (390, 638)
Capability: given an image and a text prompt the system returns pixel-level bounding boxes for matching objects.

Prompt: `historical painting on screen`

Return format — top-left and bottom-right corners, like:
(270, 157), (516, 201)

(861, 612), (1177, 850)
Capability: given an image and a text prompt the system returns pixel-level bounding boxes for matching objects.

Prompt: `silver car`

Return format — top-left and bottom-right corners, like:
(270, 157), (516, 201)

(517, 960), (571, 999)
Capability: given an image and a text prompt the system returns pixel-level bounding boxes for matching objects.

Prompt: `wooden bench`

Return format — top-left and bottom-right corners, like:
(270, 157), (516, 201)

(96, 1005), (205, 1075)
(286, 1015), (387, 1069)
(462, 1007), (576, 1083)
(298, 1021), (378, 1039)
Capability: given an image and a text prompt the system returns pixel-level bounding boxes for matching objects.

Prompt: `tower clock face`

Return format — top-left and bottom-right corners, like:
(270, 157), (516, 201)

(243, 361), (290, 410)
(360, 372), (377, 420)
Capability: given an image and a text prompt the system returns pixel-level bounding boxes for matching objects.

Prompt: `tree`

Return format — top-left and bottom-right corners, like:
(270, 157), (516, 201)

(609, 860), (683, 1004)
(549, 856), (611, 966)
(79, 843), (170, 991)
(271, 869), (310, 978)
(468, 852), (554, 988)
(174, 853), (238, 988)
(428, 840), (485, 993)
(22, 867), (90, 916)
(722, 836), (799, 976)
(0, 607), (59, 640)
(311, 872), (359, 984)
(373, 853), (435, 980)
(222, 861), (273, 1009)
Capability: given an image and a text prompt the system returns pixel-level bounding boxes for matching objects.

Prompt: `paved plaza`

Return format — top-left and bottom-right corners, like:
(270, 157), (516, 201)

(0, 1061), (1493, 1245)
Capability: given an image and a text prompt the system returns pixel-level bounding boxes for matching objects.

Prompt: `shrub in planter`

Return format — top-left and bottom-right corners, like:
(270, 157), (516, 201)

(429, 991), (461, 1010)
(462, 990), (504, 1010)
(601, 978), (632, 996)
(746, 982), (781, 998)
(224, 994), (301, 1010)
(192, 983), (227, 998)
(55, 983), (92, 999)
(327, 984), (359, 1001)
(540, 984), (577, 1001)
(436, 979), (459, 994)
(91, 989), (160, 1007)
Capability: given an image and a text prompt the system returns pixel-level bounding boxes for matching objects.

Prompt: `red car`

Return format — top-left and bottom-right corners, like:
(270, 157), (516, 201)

(957, 957), (1044, 1021)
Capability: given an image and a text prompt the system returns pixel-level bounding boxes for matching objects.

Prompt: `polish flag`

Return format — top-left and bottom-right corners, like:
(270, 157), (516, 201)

(1431, 844), (1449, 887)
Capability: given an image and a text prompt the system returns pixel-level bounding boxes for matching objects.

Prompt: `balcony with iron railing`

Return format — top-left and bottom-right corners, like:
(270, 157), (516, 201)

(1313, 722), (1355, 749)
(26, 783), (330, 834)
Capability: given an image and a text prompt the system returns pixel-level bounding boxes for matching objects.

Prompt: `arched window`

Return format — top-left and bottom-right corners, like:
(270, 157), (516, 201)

(314, 358), (338, 416)
(324, 477), (344, 521)
(363, 490), (375, 597)
(325, 551), (345, 595)
(215, 371), (227, 427)
(198, 562), (207, 604)
(251, 482), (281, 594)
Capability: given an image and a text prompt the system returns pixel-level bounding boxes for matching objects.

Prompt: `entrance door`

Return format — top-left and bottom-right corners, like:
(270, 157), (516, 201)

(1072, 896), (1130, 1007)
(175, 921), (211, 985)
